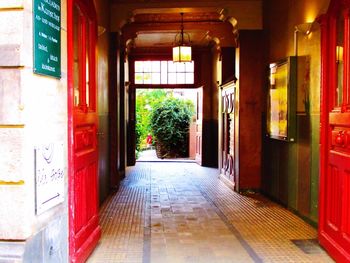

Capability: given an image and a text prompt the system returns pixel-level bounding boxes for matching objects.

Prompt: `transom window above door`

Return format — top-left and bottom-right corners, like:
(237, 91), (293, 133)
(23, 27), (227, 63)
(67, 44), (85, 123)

(134, 61), (194, 85)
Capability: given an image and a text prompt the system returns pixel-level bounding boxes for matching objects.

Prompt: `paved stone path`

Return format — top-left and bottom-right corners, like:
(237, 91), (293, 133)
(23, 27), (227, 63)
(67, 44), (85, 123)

(88, 162), (333, 263)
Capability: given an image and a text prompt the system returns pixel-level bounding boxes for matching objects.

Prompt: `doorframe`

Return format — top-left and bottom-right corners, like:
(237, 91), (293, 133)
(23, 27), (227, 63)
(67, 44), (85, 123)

(132, 85), (199, 163)
(318, 10), (330, 255)
(127, 54), (198, 164)
(67, 0), (75, 258)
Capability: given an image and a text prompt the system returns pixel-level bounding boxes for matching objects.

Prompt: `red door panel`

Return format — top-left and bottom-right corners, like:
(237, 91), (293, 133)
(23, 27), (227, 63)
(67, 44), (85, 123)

(68, 0), (100, 262)
(319, 1), (350, 262)
(323, 148), (350, 261)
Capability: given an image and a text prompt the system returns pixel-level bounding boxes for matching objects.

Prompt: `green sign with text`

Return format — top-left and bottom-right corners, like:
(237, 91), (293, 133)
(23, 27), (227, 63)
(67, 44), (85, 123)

(33, 0), (61, 78)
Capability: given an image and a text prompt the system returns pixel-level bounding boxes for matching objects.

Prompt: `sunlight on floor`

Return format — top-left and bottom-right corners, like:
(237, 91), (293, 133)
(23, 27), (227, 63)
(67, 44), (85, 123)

(88, 162), (333, 263)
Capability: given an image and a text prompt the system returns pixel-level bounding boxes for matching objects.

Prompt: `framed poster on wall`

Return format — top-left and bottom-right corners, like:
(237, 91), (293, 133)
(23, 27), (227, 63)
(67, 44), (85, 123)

(267, 56), (296, 142)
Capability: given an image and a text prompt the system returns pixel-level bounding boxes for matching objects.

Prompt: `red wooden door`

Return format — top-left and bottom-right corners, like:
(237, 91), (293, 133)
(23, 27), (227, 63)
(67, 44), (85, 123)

(195, 87), (203, 165)
(68, 0), (101, 262)
(319, 1), (350, 262)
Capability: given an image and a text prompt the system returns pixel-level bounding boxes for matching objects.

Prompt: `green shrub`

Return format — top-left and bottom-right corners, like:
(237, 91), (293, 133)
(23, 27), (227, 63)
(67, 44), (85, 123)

(136, 89), (167, 151)
(150, 97), (194, 158)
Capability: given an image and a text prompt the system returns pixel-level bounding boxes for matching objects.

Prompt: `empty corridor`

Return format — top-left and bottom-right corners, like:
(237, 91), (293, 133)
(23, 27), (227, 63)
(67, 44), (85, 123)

(88, 162), (333, 263)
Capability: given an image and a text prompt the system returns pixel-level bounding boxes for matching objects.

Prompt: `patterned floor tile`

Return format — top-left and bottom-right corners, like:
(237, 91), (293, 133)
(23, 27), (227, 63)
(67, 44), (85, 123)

(87, 162), (333, 263)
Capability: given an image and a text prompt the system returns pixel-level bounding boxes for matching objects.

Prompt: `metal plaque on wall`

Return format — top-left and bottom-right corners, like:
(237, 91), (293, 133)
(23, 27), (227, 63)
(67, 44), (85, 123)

(33, 0), (61, 78)
(35, 143), (65, 215)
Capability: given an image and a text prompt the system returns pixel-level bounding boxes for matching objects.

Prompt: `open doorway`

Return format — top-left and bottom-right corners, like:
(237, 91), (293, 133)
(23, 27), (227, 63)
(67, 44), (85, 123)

(135, 88), (201, 163)
(125, 58), (207, 166)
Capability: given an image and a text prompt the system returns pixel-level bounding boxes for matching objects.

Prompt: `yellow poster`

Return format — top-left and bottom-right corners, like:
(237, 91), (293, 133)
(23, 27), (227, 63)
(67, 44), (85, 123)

(268, 63), (288, 138)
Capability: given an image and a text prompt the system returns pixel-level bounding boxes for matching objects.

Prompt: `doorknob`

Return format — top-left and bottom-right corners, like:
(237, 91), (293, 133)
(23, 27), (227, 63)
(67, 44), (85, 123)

(335, 131), (348, 147)
(335, 133), (343, 145)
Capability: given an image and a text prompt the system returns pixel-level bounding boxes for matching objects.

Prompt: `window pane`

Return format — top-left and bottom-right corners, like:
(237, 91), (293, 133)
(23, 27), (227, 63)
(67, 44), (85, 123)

(152, 73), (160, 84)
(168, 73), (176, 84)
(85, 23), (90, 107)
(176, 62), (185, 72)
(336, 15), (344, 107)
(161, 61), (167, 84)
(134, 60), (195, 85)
(177, 73), (185, 84)
(135, 73), (143, 84)
(168, 61), (176, 72)
(185, 61), (194, 72)
(143, 61), (152, 72)
(144, 72), (151, 84)
(73, 5), (80, 107)
(185, 73), (194, 84)
(151, 61), (160, 72)
(161, 61), (167, 72)
(135, 61), (143, 72)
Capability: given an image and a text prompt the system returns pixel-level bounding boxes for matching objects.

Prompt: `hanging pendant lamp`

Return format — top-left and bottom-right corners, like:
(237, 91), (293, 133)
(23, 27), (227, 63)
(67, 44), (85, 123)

(173, 13), (192, 62)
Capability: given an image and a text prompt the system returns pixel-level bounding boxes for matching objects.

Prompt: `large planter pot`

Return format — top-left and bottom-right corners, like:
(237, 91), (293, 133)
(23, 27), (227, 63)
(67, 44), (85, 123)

(155, 141), (178, 159)
(155, 141), (167, 159)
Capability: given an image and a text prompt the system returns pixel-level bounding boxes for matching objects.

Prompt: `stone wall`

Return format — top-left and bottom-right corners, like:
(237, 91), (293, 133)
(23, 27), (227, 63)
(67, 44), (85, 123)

(0, 0), (68, 261)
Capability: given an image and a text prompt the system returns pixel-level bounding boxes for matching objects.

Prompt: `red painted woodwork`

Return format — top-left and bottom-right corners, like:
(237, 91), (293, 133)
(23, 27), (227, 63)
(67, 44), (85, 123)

(195, 87), (203, 165)
(68, 0), (101, 262)
(219, 81), (236, 189)
(319, 1), (350, 262)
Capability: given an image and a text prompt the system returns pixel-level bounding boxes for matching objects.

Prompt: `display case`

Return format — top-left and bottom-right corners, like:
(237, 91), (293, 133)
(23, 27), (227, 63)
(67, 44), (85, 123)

(267, 56), (297, 142)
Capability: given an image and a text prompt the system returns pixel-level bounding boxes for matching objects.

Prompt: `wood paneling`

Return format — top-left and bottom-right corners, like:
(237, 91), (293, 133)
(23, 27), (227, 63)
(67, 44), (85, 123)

(126, 84), (136, 166)
(109, 32), (121, 189)
(297, 116), (311, 216)
(219, 83), (236, 187)
(221, 47), (236, 84)
(237, 30), (264, 190)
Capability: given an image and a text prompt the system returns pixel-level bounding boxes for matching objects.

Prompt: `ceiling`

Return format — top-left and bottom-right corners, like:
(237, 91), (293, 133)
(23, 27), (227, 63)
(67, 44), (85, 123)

(112, 0), (256, 3)
(121, 9), (237, 49)
(133, 30), (210, 48)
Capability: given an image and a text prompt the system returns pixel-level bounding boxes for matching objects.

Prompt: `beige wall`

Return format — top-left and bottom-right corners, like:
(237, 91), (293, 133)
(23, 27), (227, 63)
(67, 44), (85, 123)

(0, 0), (68, 240)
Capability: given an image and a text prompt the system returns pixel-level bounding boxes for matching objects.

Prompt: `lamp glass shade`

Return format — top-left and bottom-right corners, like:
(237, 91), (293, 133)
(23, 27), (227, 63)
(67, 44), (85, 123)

(173, 46), (191, 62)
(336, 46), (343, 62)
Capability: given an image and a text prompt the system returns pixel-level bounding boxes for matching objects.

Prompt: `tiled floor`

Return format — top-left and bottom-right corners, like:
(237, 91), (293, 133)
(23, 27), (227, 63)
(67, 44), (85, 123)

(87, 162), (334, 263)
(137, 149), (195, 162)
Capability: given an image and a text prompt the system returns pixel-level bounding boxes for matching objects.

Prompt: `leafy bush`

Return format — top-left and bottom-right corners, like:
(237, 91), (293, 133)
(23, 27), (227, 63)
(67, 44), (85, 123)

(136, 89), (167, 151)
(150, 97), (194, 158)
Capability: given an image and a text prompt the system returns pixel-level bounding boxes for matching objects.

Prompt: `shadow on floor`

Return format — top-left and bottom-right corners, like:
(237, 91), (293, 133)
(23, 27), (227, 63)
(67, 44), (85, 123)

(137, 149), (196, 163)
